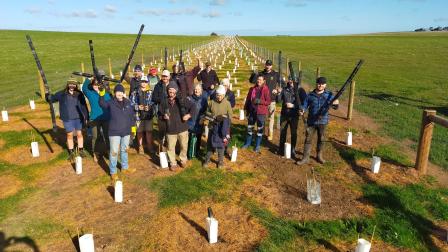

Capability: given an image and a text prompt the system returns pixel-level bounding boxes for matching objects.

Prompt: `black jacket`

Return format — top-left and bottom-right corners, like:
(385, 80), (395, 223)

(99, 96), (136, 137)
(166, 97), (196, 135)
(276, 85), (307, 117)
(197, 69), (219, 90)
(50, 90), (88, 123)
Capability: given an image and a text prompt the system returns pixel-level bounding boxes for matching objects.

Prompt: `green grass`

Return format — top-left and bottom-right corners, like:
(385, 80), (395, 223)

(246, 182), (448, 251)
(23, 218), (65, 240)
(149, 161), (253, 208)
(375, 144), (413, 167)
(0, 30), (212, 108)
(0, 187), (36, 222)
(242, 33), (448, 169)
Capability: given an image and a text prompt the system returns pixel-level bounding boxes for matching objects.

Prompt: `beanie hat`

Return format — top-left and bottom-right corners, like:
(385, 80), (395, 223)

(134, 65), (142, 72)
(316, 77), (327, 84)
(167, 81), (179, 92)
(216, 85), (226, 95)
(149, 67), (157, 74)
(114, 84), (125, 93)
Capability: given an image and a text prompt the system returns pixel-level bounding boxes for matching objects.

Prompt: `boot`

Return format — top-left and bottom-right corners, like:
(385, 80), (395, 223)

(67, 149), (75, 161)
(78, 148), (86, 158)
(296, 144), (311, 165)
(254, 135), (262, 153)
(241, 134), (252, 149)
(317, 150), (326, 164)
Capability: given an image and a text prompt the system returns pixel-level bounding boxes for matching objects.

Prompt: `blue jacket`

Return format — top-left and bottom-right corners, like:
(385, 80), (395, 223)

(209, 117), (230, 148)
(187, 93), (208, 133)
(301, 89), (337, 126)
(82, 79), (111, 121)
(99, 96), (136, 137)
(50, 90), (88, 123)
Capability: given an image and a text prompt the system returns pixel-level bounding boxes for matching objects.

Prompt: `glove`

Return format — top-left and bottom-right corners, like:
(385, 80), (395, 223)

(45, 93), (50, 103)
(131, 126), (137, 134)
(99, 89), (106, 96)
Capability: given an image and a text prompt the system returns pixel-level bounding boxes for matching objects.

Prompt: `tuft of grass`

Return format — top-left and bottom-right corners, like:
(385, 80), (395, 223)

(0, 187), (36, 222)
(375, 144), (413, 167)
(149, 162), (253, 208)
(245, 182), (448, 251)
(23, 218), (65, 240)
(337, 147), (370, 163)
(0, 130), (42, 151)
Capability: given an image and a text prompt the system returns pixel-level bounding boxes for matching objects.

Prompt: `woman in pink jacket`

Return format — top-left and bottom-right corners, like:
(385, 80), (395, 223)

(242, 75), (271, 153)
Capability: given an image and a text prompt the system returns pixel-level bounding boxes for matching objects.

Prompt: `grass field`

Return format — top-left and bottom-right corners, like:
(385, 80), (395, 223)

(243, 33), (448, 169)
(0, 30), (212, 107)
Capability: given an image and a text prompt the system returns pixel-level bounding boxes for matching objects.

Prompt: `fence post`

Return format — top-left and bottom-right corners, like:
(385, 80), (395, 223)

(108, 58), (112, 77)
(37, 70), (45, 100)
(415, 110), (436, 174)
(81, 62), (85, 83)
(347, 81), (356, 120)
(316, 67), (320, 79)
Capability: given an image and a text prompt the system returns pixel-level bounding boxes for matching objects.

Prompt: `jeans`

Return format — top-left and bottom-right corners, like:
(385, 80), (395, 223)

(109, 135), (130, 175)
(91, 120), (109, 154)
(304, 124), (327, 152)
(247, 113), (266, 138)
(279, 114), (299, 155)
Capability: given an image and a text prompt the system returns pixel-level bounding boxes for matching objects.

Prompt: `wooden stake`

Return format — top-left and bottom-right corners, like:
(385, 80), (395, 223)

(141, 52), (144, 66)
(347, 81), (356, 120)
(370, 225), (377, 244)
(37, 70), (45, 100)
(108, 58), (112, 77)
(298, 61), (301, 72)
(415, 110), (436, 174)
(81, 62), (85, 83)
(316, 67), (320, 79)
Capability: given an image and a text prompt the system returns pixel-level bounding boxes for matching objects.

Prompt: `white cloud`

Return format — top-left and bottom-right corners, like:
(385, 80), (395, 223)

(434, 17), (448, 22)
(105, 5), (117, 13)
(138, 8), (198, 16)
(203, 11), (221, 18)
(24, 7), (42, 14)
(210, 0), (226, 6)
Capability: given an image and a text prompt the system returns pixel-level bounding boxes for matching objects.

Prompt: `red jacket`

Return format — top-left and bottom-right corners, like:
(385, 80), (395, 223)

(244, 84), (271, 115)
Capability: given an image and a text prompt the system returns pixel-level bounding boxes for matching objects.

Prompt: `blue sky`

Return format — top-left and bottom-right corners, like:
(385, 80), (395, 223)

(1, 0), (447, 35)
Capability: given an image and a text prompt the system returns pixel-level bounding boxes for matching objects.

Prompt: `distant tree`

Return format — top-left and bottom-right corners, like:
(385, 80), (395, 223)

(414, 28), (426, 32)
(443, 26), (448, 31)
(429, 26), (434, 31)
(434, 26), (443, 31)
(210, 32), (218, 36)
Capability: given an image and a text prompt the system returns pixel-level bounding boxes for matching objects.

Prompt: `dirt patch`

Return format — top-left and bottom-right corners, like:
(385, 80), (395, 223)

(143, 201), (267, 251)
(0, 118), (58, 132)
(0, 175), (23, 199)
(0, 144), (63, 166)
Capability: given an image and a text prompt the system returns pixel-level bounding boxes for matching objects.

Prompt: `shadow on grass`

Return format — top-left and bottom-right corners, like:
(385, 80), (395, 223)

(179, 212), (208, 242)
(0, 231), (40, 252)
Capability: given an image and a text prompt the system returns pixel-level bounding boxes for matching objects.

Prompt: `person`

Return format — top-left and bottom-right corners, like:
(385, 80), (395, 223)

(210, 78), (235, 157)
(127, 64), (143, 96)
(187, 83), (208, 159)
(197, 61), (219, 96)
(249, 59), (282, 141)
(47, 78), (88, 161)
(202, 85), (232, 168)
(130, 75), (155, 155)
(81, 71), (112, 162)
(242, 75), (271, 153)
(99, 84), (136, 180)
(183, 59), (202, 96)
(296, 77), (339, 165)
(147, 67), (160, 91)
(163, 82), (196, 171)
(152, 69), (175, 150)
(276, 79), (307, 158)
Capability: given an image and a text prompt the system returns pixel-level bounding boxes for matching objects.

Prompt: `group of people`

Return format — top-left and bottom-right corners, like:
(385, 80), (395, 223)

(48, 57), (338, 181)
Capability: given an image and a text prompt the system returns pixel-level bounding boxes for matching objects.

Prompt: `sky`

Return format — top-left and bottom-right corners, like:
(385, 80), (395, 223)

(1, 0), (447, 36)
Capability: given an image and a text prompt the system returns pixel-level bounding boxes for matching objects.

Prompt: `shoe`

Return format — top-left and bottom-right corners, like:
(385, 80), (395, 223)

(122, 167), (136, 174)
(169, 164), (178, 172)
(79, 148), (86, 158)
(296, 144), (311, 165)
(317, 150), (326, 164)
(217, 162), (224, 169)
(268, 135), (273, 141)
(242, 134), (253, 149)
(254, 135), (262, 153)
(179, 161), (188, 168)
(111, 173), (119, 181)
(67, 150), (75, 162)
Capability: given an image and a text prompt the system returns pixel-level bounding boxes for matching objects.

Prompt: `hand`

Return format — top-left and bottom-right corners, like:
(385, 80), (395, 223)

(182, 114), (191, 121)
(272, 89), (277, 95)
(45, 93), (50, 102)
(138, 105), (144, 110)
(299, 110), (304, 116)
(286, 103), (294, 109)
(210, 84), (215, 90)
(164, 114), (170, 120)
(99, 89), (106, 97)
(332, 99), (339, 105)
(144, 105), (149, 111)
(131, 126), (137, 134)
(223, 138), (228, 145)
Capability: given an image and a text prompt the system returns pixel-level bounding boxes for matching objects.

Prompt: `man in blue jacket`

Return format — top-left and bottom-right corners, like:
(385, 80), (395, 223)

(82, 72), (111, 162)
(99, 84), (136, 181)
(296, 77), (339, 165)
